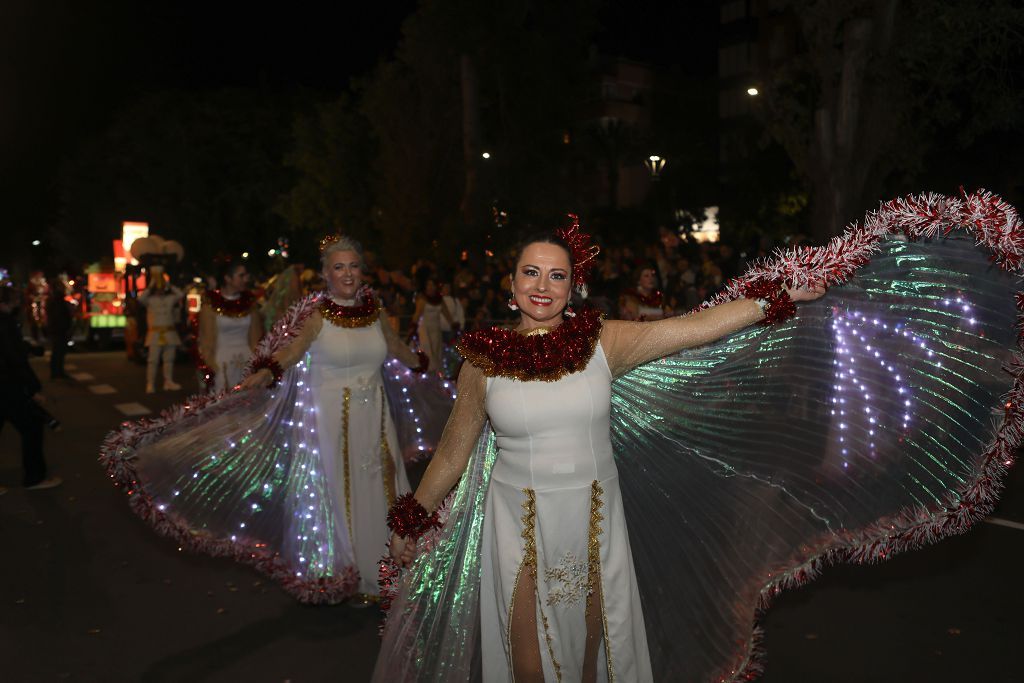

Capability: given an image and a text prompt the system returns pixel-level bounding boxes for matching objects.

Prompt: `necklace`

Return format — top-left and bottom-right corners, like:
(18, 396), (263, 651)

(456, 307), (603, 382)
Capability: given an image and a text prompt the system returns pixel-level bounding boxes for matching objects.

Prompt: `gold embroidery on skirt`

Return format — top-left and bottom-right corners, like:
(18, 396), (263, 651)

(342, 388), (353, 539)
(589, 480), (614, 681)
(379, 386), (397, 506)
(544, 551), (588, 608)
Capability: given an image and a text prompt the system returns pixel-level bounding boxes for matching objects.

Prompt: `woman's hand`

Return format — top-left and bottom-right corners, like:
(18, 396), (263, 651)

(786, 284), (827, 303)
(238, 368), (273, 390)
(389, 532), (417, 568)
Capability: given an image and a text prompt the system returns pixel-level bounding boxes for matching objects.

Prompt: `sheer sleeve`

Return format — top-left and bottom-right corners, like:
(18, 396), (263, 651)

(601, 297), (764, 377)
(197, 302), (217, 364)
(379, 309), (420, 368)
(271, 310), (323, 369)
(410, 361), (487, 512)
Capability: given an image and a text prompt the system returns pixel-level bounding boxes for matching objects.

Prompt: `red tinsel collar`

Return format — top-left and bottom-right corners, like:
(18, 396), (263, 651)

(456, 307), (603, 382)
(318, 290), (380, 328)
(205, 290), (256, 317)
(624, 288), (663, 308)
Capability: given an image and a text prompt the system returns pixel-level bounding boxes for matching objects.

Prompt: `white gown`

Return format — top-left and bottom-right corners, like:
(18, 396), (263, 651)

(480, 342), (653, 682)
(309, 312), (412, 596)
(212, 306), (254, 392)
(418, 300), (444, 372)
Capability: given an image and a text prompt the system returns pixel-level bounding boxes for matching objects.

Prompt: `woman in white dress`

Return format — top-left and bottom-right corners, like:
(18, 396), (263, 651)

(619, 265), (669, 321)
(410, 275), (454, 373)
(383, 224), (824, 681)
(197, 261), (262, 393)
(242, 235), (428, 599)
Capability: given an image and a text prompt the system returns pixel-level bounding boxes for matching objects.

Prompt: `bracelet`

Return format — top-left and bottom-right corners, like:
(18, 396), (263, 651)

(742, 280), (796, 326)
(413, 350), (430, 374)
(387, 493), (441, 541)
(250, 356), (285, 388)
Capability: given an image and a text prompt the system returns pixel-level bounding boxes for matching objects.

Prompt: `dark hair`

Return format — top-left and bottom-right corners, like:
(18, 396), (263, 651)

(512, 232), (573, 278)
(217, 259), (245, 285)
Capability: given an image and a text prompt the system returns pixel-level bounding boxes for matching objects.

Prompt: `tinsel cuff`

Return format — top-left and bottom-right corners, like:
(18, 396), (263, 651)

(742, 280), (797, 325)
(386, 493), (441, 541)
(250, 356), (284, 388)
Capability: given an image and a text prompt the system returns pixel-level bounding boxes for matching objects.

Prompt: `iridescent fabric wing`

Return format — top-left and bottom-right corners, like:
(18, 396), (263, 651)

(611, 234), (1021, 681)
(373, 428), (497, 682)
(100, 295), (360, 603)
(382, 358), (457, 463)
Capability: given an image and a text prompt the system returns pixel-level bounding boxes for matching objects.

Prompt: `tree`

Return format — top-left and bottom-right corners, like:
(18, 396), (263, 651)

(756, 0), (1024, 241)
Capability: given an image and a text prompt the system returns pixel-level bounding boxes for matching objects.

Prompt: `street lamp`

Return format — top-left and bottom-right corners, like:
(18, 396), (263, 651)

(481, 151), (491, 160)
(644, 155), (667, 179)
(242, 252), (250, 259)
(31, 240), (41, 246)
(747, 87), (759, 96)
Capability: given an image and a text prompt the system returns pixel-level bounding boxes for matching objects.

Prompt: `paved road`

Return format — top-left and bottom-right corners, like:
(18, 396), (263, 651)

(1, 351), (1021, 682)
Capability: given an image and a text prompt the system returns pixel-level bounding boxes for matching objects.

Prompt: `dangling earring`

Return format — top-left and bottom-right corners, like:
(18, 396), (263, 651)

(507, 297), (519, 311)
(564, 305), (576, 318)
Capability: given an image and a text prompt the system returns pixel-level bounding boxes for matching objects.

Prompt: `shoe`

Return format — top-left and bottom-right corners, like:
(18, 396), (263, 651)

(164, 381), (182, 391)
(26, 476), (63, 491)
(146, 383), (156, 394)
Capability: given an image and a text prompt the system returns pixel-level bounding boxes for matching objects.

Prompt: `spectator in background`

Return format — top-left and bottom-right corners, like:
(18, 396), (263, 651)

(0, 285), (62, 493)
(45, 278), (73, 380)
(439, 282), (464, 346)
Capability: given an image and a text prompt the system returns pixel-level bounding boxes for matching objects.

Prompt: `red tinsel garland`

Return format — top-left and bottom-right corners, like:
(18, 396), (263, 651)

(455, 306), (603, 382)
(318, 288), (379, 328)
(740, 280), (797, 325)
(205, 289), (256, 318)
(249, 356), (284, 388)
(386, 492), (442, 541)
(622, 287), (663, 309)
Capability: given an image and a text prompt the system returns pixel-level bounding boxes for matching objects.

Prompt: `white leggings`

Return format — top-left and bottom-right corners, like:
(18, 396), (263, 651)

(146, 344), (177, 386)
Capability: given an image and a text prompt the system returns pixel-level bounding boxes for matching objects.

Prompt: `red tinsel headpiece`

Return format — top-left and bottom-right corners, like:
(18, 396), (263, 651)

(555, 214), (600, 292)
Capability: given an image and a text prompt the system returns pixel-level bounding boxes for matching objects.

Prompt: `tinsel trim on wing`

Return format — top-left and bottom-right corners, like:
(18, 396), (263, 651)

(98, 386), (359, 604)
(100, 292), (359, 604)
(707, 188), (1024, 682)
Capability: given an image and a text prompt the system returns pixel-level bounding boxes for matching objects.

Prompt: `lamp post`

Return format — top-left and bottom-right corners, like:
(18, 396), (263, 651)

(644, 154), (667, 179)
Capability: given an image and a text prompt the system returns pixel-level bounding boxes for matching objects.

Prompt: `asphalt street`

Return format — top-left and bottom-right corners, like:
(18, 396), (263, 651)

(1, 351), (1022, 682)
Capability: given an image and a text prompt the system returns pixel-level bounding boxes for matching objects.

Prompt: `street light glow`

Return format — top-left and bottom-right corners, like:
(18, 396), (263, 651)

(267, 249), (276, 257)
(31, 240), (41, 246)
(747, 87), (759, 96)
(242, 252), (250, 259)
(481, 151), (491, 159)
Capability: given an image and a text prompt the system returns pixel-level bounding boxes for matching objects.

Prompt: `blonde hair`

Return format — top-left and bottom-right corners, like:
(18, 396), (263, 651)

(320, 235), (365, 269)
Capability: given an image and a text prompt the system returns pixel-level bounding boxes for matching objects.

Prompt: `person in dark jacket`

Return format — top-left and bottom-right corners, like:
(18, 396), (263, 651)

(0, 285), (62, 494)
(45, 278), (73, 380)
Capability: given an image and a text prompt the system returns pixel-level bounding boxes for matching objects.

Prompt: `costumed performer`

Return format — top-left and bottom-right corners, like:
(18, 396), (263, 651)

(410, 274), (454, 373)
(376, 192), (1024, 682)
(383, 218), (824, 682)
(618, 265), (669, 321)
(138, 268), (183, 394)
(197, 260), (262, 393)
(236, 234), (431, 600)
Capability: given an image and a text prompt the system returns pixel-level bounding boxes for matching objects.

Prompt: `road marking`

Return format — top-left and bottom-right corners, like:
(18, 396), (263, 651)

(71, 372), (95, 381)
(114, 402), (151, 416)
(88, 384), (117, 395)
(985, 516), (1024, 532)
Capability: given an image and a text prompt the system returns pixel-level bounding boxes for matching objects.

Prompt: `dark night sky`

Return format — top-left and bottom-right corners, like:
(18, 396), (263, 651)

(0, 1), (716, 253)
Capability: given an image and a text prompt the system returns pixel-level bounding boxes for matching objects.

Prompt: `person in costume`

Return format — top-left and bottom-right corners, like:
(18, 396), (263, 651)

(410, 274), (454, 373)
(618, 265), (669, 321)
(197, 260), (262, 393)
(376, 192), (1024, 682)
(382, 217), (824, 681)
(138, 268), (183, 394)
(238, 234), (431, 600)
